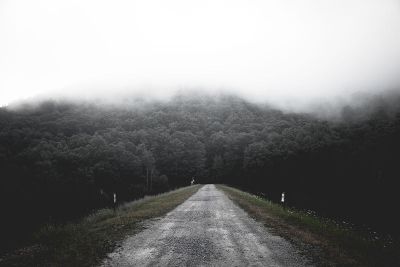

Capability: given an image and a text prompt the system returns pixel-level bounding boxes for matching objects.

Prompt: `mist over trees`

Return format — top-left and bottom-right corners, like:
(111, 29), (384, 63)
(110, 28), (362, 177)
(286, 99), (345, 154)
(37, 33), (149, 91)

(1, 93), (400, 251)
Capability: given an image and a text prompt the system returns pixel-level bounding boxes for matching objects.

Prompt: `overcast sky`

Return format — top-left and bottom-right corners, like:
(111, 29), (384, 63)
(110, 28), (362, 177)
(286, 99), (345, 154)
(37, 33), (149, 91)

(1, 0), (400, 108)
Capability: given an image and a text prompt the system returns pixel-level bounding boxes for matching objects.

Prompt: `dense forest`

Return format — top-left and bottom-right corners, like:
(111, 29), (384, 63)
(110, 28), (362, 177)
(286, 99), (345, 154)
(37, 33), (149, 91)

(1, 93), (400, 251)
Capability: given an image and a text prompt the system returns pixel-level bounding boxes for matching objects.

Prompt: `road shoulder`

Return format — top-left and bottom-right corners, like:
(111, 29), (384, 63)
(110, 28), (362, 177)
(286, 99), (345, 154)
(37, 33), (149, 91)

(0, 185), (202, 267)
(217, 184), (400, 267)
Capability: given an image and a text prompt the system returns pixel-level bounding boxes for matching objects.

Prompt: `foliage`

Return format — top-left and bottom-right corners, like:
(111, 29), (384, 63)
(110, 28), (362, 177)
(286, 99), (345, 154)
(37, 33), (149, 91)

(1, 93), (400, 251)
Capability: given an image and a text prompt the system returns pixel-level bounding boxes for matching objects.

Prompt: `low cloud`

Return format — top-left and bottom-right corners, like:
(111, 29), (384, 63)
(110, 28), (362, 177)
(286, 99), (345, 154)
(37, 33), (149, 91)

(1, 0), (400, 112)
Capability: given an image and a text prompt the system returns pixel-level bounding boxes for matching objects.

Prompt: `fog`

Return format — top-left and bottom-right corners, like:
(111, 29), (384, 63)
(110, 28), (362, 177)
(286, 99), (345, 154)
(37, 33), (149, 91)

(1, 0), (400, 111)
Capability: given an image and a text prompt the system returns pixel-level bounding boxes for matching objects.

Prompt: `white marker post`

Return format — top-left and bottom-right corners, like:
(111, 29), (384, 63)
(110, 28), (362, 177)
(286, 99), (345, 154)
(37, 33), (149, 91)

(281, 192), (285, 204)
(113, 193), (117, 212)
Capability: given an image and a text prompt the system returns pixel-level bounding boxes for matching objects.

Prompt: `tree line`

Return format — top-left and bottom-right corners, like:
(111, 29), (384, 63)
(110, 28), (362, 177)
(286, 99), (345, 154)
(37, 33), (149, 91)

(1, 93), (400, 251)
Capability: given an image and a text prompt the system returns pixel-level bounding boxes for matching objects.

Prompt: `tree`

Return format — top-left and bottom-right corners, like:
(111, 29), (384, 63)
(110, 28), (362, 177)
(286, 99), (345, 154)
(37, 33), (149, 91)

(137, 144), (155, 192)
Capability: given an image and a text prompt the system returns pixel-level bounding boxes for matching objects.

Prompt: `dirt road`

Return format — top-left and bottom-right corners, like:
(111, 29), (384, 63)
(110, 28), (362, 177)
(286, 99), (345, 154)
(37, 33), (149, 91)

(102, 184), (310, 266)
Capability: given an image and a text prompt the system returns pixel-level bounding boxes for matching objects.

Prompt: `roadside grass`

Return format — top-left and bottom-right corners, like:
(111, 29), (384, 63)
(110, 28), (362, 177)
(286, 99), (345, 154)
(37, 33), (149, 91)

(0, 185), (202, 267)
(217, 184), (400, 267)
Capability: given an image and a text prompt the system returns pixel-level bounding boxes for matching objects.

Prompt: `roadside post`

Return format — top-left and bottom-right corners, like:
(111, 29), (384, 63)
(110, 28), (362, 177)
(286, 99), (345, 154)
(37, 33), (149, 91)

(113, 193), (117, 213)
(281, 192), (285, 206)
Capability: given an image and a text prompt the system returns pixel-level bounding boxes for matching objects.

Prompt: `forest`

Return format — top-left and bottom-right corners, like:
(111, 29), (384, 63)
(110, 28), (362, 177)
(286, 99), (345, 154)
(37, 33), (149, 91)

(1, 92), (400, 252)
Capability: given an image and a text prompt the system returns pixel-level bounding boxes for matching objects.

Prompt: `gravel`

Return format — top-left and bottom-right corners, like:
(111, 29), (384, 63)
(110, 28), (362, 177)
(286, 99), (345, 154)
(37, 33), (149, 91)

(102, 184), (311, 267)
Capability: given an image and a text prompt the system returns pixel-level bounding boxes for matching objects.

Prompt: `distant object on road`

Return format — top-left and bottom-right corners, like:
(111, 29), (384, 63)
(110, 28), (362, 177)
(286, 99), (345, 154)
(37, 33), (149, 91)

(281, 192), (285, 204)
(191, 177), (195, 185)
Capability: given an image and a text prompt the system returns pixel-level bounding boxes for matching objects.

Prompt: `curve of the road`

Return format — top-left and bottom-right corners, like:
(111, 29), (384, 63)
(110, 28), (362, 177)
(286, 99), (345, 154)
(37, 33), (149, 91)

(102, 184), (311, 267)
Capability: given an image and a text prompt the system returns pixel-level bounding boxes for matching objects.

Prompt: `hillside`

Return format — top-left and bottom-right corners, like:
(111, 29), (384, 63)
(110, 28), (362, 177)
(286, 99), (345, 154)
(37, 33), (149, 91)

(1, 93), (400, 252)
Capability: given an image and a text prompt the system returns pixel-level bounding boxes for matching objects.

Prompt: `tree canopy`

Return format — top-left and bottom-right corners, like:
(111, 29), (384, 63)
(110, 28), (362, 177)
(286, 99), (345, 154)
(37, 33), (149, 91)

(1, 93), (400, 250)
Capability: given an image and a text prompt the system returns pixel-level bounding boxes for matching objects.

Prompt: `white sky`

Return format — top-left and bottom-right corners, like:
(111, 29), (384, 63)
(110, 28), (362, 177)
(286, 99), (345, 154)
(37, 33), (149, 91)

(1, 0), (400, 107)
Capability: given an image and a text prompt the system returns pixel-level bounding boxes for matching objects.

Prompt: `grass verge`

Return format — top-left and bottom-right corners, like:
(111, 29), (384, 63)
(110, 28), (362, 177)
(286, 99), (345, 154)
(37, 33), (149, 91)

(0, 185), (202, 267)
(217, 184), (400, 267)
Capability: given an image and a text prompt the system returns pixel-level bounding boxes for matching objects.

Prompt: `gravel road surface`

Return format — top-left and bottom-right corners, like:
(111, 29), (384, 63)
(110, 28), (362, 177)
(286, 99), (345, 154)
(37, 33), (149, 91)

(102, 184), (310, 266)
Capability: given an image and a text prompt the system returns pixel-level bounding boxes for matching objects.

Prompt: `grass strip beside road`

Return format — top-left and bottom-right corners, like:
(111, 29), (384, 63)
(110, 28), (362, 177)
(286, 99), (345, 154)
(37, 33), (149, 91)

(217, 184), (400, 267)
(0, 185), (202, 267)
